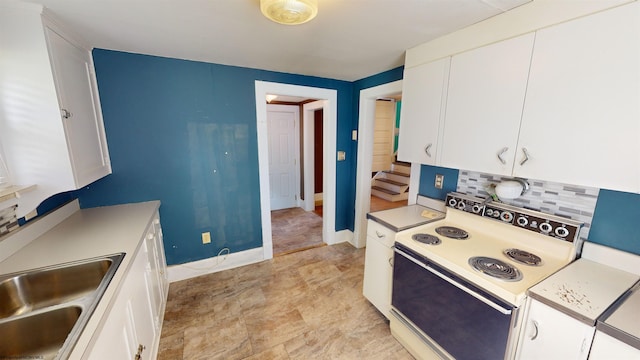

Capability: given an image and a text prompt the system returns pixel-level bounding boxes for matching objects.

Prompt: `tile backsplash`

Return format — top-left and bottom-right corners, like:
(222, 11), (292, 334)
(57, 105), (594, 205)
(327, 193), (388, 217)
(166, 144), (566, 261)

(0, 204), (19, 238)
(457, 170), (599, 243)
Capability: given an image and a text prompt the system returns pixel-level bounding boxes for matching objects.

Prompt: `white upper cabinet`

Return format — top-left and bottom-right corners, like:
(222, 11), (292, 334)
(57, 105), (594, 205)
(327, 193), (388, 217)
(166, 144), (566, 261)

(397, 57), (450, 165)
(45, 26), (111, 188)
(515, 2), (640, 192)
(439, 33), (535, 176)
(0, 4), (111, 217)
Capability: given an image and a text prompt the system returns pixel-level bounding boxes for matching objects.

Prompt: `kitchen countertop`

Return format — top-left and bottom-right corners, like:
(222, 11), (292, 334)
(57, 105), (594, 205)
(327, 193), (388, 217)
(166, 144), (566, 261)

(528, 258), (640, 326)
(597, 281), (640, 349)
(0, 200), (161, 359)
(367, 204), (444, 232)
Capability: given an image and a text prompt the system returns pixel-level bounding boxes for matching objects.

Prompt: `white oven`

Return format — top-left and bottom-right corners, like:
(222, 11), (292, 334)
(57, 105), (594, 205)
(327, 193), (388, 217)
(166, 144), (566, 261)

(390, 192), (582, 360)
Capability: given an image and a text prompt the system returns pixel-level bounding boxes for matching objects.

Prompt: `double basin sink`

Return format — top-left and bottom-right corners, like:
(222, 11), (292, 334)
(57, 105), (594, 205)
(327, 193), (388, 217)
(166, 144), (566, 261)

(0, 253), (124, 359)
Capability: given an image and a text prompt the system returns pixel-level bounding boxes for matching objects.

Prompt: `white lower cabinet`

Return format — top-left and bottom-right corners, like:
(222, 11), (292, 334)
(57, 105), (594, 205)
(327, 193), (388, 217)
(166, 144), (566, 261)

(363, 220), (397, 319)
(516, 298), (595, 360)
(87, 213), (168, 360)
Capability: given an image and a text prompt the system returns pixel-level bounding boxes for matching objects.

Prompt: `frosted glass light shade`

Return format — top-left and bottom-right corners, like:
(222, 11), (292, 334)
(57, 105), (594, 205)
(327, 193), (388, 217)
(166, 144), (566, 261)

(260, 0), (318, 25)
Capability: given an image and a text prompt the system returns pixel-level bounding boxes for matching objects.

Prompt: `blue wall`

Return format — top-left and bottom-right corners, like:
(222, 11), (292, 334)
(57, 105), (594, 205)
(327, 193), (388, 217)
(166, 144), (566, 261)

(76, 50), (353, 265)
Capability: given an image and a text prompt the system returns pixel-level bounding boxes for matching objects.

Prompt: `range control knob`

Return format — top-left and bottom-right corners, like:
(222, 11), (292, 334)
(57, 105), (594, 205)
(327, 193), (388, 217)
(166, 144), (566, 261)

(493, 211), (500, 218)
(500, 212), (513, 222)
(516, 216), (528, 227)
(457, 201), (466, 210)
(539, 222), (553, 233)
(486, 209), (494, 216)
(555, 227), (570, 238)
(472, 204), (483, 214)
(448, 198), (457, 207)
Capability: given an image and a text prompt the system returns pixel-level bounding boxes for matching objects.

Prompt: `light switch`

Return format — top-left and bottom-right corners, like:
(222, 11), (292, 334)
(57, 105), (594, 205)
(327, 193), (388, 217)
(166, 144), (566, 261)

(435, 174), (444, 189)
(337, 151), (346, 161)
(352, 130), (358, 141)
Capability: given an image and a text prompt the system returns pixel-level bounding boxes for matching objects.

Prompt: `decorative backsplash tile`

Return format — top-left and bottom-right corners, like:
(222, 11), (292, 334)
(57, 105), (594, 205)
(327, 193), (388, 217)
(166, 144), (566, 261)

(457, 170), (599, 243)
(0, 204), (19, 238)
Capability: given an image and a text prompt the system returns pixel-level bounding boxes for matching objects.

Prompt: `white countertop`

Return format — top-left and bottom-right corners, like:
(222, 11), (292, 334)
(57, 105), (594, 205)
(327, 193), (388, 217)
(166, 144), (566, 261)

(598, 281), (640, 348)
(528, 258), (640, 325)
(0, 200), (161, 359)
(367, 204), (445, 232)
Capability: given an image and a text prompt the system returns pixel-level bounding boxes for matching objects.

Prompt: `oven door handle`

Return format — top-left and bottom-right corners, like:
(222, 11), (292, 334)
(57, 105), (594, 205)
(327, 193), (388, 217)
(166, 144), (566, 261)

(395, 248), (513, 315)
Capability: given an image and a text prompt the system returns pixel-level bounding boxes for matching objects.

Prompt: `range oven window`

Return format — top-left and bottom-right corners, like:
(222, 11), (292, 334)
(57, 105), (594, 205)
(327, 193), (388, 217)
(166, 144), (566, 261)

(392, 243), (518, 360)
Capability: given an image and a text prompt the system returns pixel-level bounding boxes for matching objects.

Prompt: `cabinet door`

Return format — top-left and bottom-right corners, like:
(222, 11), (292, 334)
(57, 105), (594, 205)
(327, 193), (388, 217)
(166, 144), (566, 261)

(45, 26), (111, 188)
(440, 33), (534, 175)
(397, 57), (450, 165)
(589, 330), (640, 359)
(517, 299), (594, 360)
(363, 235), (394, 319)
(515, 3), (639, 192)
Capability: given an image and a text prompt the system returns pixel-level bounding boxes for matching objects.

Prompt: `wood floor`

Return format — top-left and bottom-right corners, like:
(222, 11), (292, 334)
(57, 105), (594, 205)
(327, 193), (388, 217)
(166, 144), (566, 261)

(157, 243), (414, 360)
(369, 196), (408, 213)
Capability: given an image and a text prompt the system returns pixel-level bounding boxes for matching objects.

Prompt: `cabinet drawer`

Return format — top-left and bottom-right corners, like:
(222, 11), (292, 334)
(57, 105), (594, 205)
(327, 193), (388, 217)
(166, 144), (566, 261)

(366, 220), (396, 247)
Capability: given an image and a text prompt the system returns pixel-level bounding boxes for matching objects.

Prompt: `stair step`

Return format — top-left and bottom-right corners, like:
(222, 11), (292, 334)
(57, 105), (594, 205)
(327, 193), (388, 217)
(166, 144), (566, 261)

(384, 171), (409, 178)
(391, 162), (411, 175)
(371, 186), (409, 202)
(375, 178), (407, 187)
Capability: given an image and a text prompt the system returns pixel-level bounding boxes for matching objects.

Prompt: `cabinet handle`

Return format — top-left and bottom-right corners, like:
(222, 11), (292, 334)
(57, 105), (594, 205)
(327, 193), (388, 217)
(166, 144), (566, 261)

(424, 143), (432, 157)
(519, 147), (530, 166)
(388, 257), (393, 268)
(529, 320), (539, 341)
(134, 344), (146, 360)
(61, 108), (73, 119)
(375, 230), (385, 238)
(497, 147), (508, 165)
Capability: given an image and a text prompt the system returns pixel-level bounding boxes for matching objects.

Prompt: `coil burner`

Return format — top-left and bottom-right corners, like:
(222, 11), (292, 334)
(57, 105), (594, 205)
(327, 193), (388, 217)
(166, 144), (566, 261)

(503, 248), (543, 266)
(411, 233), (441, 245)
(469, 256), (523, 282)
(435, 226), (469, 240)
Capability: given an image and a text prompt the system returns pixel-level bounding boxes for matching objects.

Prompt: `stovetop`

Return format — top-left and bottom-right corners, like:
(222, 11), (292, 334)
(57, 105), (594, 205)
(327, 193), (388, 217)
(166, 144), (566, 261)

(395, 193), (583, 306)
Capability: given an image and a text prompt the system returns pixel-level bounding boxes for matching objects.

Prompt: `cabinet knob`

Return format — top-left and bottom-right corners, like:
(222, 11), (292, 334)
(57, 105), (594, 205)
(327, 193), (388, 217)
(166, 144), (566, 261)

(60, 108), (73, 119)
(497, 147), (509, 165)
(424, 143), (432, 157)
(519, 147), (530, 166)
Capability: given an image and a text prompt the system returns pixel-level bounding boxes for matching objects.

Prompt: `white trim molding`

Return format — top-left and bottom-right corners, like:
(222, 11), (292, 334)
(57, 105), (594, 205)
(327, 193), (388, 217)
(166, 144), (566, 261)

(167, 247), (264, 283)
(354, 80), (404, 249)
(255, 81), (338, 260)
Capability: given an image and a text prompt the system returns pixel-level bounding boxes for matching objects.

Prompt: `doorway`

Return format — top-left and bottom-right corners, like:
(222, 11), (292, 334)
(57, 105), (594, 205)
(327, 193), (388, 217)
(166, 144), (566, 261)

(354, 80), (421, 248)
(255, 81), (338, 260)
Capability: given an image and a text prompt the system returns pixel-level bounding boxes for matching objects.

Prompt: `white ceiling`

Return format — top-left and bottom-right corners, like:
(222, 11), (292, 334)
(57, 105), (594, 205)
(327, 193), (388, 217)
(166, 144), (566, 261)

(24, 0), (530, 81)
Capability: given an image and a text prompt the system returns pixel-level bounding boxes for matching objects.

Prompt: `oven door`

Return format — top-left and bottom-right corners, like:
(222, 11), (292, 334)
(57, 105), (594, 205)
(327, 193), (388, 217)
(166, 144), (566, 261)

(391, 242), (519, 360)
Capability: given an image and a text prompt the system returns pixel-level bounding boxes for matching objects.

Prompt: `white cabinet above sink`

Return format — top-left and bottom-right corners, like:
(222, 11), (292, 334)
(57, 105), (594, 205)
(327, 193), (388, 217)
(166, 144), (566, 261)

(0, 3), (111, 217)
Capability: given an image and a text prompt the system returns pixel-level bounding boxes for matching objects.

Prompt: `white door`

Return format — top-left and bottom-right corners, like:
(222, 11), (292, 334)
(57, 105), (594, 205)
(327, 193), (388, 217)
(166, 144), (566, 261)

(267, 104), (299, 211)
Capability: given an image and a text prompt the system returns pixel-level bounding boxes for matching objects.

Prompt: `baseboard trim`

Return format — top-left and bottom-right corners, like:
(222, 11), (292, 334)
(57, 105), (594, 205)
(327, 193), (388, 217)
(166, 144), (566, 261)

(337, 229), (355, 247)
(168, 247), (264, 283)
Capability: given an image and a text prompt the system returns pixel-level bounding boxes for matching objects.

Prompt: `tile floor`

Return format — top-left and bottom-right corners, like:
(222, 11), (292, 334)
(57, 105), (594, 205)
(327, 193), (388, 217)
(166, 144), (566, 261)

(158, 243), (414, 359)
(271, 207), (323, 256)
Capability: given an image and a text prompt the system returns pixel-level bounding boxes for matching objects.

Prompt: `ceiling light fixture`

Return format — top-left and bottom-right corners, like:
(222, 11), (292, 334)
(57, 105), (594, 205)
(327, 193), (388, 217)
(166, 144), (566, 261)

(266, 94), (278, 103)
(260, 0), (318, 25)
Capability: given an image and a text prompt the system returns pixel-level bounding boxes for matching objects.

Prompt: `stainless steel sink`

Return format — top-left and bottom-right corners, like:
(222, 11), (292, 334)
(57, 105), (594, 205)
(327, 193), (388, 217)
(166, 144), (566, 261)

(0, 253), (125, 360)
(0, 259), (113, 319)
(0, 306), (82, 358)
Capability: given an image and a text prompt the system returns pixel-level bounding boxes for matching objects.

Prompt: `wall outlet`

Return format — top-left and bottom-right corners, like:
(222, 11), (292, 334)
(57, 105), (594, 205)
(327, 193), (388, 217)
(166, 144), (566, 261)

(201, 232), (211, 244)
(435, 174), (444, 189)
(24, 209), (38, 221)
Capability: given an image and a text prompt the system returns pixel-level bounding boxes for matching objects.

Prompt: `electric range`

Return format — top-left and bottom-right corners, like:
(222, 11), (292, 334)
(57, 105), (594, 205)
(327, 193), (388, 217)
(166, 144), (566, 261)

(390, 192), (583, 360)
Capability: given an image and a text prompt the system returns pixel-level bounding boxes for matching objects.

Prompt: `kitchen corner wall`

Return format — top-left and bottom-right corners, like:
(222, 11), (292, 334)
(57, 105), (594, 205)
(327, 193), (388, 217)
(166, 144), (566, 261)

(418, 164), (640, 255)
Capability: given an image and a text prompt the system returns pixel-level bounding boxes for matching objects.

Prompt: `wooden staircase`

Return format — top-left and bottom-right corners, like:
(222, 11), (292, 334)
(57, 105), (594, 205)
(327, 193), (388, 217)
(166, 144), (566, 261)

(371, 162), (410, 202)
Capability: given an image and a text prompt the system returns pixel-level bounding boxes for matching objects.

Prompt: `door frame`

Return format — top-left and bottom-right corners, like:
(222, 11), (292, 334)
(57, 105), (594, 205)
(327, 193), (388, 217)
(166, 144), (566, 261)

(255, 81), (337, 260)
(354, 80), (420, 248)
(302, 100), (325, 212)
